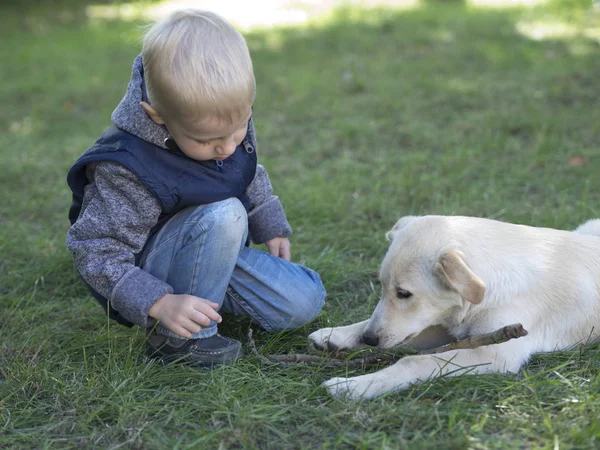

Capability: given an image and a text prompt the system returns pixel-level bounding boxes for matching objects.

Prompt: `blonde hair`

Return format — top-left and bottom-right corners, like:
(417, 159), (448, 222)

(142, 9), (255, 123)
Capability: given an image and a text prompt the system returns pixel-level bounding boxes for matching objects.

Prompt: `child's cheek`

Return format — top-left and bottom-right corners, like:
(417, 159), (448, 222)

(235, 129), (246, 146)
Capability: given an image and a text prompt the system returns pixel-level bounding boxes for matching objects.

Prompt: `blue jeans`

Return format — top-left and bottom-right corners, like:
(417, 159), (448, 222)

(139, 198), (326, 339)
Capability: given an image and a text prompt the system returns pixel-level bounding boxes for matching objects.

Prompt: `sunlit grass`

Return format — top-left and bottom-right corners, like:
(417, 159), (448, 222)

(468, 0), (548, 7)
(516, 18), (600, 41)
(85, 0), (425, 29)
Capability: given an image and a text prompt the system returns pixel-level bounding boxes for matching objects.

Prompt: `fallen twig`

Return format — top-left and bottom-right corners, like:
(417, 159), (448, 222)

(247, 328), (388, 367)
(418, 323), (528, 355)
(248, 323), (528, 368)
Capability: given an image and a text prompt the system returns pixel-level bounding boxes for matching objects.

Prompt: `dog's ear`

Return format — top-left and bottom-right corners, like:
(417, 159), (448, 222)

(386, 216), (417, 241)
(435, 250), (485, 304)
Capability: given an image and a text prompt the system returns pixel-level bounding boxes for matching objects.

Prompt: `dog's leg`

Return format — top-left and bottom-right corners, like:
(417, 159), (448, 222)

(323, 342), (529, 399)
(308, 320), (369, 351)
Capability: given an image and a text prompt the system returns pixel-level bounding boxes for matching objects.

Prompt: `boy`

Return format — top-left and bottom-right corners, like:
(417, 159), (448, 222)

(66, 9), (326, 366)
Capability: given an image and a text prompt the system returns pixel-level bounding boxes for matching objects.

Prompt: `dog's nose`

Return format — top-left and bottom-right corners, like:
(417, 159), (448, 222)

(362, 332), (379, 347)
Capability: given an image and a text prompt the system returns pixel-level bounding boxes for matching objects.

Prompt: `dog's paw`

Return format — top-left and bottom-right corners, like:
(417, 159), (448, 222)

(322, 375), (391, 400)
(308, 328), (339, 351)
(322, 377), (362, 399)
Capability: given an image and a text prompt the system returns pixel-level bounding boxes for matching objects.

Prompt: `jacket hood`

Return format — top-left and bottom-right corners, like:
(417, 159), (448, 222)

(111, 55), (170, 149)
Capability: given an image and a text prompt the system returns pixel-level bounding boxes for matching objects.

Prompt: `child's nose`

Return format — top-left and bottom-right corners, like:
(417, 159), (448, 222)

(218, 137), (236, 155)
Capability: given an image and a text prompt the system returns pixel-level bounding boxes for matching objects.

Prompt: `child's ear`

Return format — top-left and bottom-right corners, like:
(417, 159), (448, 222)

(140, 101), (165, 125)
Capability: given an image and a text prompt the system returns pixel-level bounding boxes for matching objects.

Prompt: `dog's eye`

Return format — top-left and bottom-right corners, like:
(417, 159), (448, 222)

(396, 288), (413, 299)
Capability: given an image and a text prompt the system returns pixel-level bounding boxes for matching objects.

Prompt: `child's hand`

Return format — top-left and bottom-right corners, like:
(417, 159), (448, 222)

(265, 237), (291, 261)
(148, 293), (222, 339)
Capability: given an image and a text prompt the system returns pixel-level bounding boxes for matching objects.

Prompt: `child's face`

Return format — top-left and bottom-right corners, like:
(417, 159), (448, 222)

(165, 110), (251, 161)
(141, 101), (251, 161)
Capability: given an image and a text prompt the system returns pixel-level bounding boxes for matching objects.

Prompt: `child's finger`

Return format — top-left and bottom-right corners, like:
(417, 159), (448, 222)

(191, 296), (220, 310)
(197, 297), (220, 309)
(183, 319), (202, 335)
(281, 244), (291, 261)
(171, 325), (193, 339)
(204, 308), (223, 323)
(190, 310), (212, 327)
(193, 304), (222, 323)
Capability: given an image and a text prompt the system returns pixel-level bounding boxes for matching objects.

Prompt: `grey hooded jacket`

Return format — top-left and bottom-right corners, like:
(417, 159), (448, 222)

(66, 56), (291, 328)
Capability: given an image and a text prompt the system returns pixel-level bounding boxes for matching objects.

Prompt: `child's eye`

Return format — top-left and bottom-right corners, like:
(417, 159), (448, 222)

(196, 139), (211, 145)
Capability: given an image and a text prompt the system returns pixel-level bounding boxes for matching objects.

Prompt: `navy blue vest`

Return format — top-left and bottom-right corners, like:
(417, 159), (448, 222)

(67, 125), (257, 326)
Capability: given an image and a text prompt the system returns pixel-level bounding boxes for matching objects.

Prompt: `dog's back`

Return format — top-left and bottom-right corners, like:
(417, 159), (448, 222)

(574, 218), (600, 237)
(464, 217), (600, 351)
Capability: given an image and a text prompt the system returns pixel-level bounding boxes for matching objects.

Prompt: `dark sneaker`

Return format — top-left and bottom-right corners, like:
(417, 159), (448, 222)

(147, 332), (243, 367)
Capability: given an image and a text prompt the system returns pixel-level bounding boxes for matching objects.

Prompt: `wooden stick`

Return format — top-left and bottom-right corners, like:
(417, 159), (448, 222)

(248, 323), (528, 368)
(418, 323), (528, 355)
(247, 328), (389, 367)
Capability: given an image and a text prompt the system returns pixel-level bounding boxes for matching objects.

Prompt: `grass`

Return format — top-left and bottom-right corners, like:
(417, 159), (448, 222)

(2, 0), (600, 448)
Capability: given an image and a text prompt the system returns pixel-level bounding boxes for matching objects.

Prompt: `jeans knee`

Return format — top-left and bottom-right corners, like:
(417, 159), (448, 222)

(293, 287), (325, 327)
(210, 197), (247, 240)
(188, 198), (248, 247)
(271, 274), (326, 330)
(304, 280), (326, 323)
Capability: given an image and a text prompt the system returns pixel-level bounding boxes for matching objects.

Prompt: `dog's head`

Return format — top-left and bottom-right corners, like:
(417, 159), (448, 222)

(362, 216), (486, 348)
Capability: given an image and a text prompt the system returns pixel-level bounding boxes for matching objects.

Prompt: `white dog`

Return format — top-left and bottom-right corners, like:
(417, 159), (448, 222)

(309, 215), (600, 399)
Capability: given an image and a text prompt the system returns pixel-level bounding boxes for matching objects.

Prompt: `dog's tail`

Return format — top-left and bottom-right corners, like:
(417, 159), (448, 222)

(574, 219), (600, 236)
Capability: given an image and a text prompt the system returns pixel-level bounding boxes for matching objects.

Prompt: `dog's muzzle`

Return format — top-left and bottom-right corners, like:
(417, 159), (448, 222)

(361, 332), (380, 347)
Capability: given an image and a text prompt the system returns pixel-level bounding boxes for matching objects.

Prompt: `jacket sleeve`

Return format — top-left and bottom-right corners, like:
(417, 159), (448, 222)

(66, 161), (172, 327)
(243, 118), (292, 244)
(245, 164), (292, 244)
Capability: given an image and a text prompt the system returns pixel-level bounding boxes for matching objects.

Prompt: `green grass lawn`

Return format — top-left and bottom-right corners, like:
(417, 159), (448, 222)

(2, 0), (600, 448)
